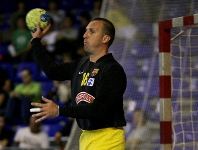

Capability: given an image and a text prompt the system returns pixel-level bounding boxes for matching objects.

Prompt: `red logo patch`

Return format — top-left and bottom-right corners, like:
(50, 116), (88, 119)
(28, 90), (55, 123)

(75, 92), (95, 104)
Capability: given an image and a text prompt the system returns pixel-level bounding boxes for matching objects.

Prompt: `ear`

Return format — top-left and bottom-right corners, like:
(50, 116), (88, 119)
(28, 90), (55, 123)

(102, 35), (110, 44)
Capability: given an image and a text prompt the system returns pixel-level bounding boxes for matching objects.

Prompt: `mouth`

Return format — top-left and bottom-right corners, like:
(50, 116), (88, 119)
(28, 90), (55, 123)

(84, 41), (88, 45)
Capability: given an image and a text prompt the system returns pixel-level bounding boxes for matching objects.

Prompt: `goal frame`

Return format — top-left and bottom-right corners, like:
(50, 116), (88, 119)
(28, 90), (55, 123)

(159, 14), (198, 150)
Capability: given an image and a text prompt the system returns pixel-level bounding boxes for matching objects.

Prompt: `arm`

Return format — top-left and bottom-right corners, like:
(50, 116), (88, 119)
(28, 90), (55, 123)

(30, 23), (73, 81)
(31, 65), (126, 121)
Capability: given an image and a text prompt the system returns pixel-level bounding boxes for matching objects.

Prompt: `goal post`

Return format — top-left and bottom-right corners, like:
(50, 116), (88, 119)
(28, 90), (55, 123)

(159, 14), (198, 150)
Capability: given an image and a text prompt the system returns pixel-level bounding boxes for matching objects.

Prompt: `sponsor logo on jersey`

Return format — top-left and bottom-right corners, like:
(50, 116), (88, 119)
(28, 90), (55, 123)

(75, 92), (95, 104)
(91, 69), (99, 77)
(87, 78), (95, 86)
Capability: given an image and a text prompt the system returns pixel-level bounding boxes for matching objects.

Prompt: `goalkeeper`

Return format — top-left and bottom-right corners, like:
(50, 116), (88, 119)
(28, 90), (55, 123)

(30, 18), (126, 150)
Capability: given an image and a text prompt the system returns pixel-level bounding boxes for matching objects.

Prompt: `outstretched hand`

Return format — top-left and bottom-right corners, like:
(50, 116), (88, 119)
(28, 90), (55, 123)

(31, 96), (59, 122)
(31, 22), (51, 40)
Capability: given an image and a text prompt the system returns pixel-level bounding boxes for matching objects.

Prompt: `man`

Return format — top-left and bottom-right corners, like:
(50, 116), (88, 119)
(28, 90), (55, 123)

(30, 18), (127, 150)
(14, 117), (49, 149)
(126, 108), (151, 150)
(5, 69), (41, 124)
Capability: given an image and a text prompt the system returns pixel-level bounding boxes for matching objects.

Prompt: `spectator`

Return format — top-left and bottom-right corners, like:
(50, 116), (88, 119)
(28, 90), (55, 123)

(8, 15), (32, 62)
(0, 114), (14, 148)
(9, 0), (27, 32)
(0, 67), (12, 114)
(13, 117), (49, 149)
(47, 0), (66, 30)
(54, 117), (74, 150)
(57, 13), (79, 42)
(5, 69), (41, 124)
(56, 13), (79, 59)
(90, 0), (103, 20)
(125, 108), (151, 150)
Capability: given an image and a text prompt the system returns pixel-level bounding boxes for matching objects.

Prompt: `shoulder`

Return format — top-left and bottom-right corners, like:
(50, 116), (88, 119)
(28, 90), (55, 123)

(15, 83), (23, 88)
(32, 82), (41, 87)
(16, 127), (28, 133)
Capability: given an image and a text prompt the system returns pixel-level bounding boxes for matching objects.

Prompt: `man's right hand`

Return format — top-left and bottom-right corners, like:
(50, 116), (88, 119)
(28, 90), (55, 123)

(31, 22), (51, 41)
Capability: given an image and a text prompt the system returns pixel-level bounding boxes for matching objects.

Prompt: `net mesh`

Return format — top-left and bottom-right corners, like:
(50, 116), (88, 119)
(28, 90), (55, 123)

(171, 26), (198, 149)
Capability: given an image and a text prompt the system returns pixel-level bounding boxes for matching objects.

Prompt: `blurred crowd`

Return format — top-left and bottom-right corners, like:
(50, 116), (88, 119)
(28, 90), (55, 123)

(0, 0), (102, 149)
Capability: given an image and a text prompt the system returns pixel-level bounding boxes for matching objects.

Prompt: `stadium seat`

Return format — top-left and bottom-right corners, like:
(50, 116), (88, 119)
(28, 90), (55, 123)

(41, 81), (54, 98)
(38, 69), (51, 81)
(60, 0), (78, 11)
(136, 23), (154, 37)
(164, 2), (189, 19)
(78, 0), (94, 11)
(120, 58), (138, 77)
(130, 40), (153, 58)
(123, 80), (137, 99)
(38, 0), (49, 10)
(0, 63), (14, 80)
(137, 77), (159, 98)
(0, 43), (8, 55)
(140, 57), (158, 77)
(42, 116), (68, 125)
(15, 62), (38, 81)
(109, 39), (126, 61)
(0, 13), (12, 30)
(42, 123), (63, 137)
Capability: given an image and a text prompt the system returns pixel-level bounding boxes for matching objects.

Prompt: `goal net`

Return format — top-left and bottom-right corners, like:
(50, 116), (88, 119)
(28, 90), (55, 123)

(159, 14), (198, 150)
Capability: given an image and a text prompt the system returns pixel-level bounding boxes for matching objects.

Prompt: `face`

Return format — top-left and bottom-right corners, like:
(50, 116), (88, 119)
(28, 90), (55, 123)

(83, 20), (104, 54)
(63, 17), (73, 28)
(30, 118), (41, 133)
(20, 70), (32, 84)
(17, 18), (26, 29)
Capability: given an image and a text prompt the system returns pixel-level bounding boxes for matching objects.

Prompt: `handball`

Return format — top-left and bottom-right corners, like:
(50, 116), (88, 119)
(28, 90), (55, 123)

(26, 8), (50, 32)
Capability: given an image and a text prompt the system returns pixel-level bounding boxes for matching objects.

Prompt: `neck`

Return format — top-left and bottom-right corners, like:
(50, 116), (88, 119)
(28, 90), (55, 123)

(89, 46), (108, 62)
(89, 51), (108, 62)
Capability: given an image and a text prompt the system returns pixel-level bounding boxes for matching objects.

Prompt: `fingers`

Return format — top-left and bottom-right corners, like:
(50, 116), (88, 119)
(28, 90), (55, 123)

(43, 23), (51, 34)
(35, 115), (47, 123)
(42, 96), (51, 103)
(31, 102), (42, 107)
(36, 22), (41, 32)
(32, 110), (48, 122)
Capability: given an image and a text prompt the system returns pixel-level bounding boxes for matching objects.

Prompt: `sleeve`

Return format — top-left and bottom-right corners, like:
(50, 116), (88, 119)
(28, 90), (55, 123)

(59, 64), (127, 118)
(31, 38), (74, 81)
(40, 133), (49, 149)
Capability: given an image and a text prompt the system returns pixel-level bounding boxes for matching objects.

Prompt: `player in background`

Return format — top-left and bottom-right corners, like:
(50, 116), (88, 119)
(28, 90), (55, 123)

(30, 18), (127, 150)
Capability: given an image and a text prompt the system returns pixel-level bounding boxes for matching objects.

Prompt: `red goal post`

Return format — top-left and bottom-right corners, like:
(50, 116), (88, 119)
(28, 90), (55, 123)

(159, 14), (198, 150)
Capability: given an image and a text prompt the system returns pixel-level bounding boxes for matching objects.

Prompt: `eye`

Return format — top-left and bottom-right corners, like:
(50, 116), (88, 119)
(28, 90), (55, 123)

(90, 29), (95, 33)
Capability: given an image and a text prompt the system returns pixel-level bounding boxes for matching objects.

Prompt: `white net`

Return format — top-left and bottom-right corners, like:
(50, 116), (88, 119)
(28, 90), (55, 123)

(171, 26), (198, 149)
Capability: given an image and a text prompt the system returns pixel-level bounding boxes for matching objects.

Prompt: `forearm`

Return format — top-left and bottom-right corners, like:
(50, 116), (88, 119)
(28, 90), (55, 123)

(0, 139), (8, 147)
(31, 38), (70, 80)
(59, 99), (112, 118)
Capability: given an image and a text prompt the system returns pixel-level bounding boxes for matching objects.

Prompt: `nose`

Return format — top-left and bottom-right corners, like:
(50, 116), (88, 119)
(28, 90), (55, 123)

(83, 31), (87, 38)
